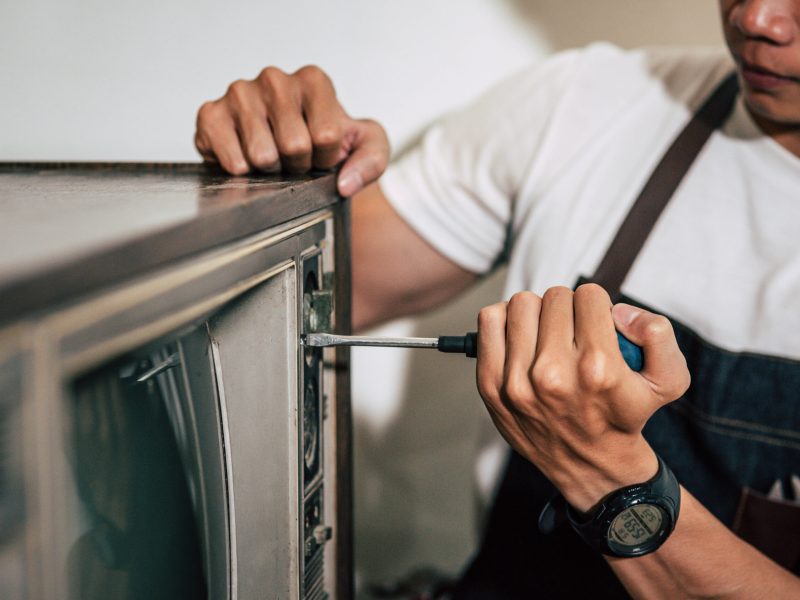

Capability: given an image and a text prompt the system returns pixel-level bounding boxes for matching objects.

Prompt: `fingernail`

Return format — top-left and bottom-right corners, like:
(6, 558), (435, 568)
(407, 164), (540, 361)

(338, 170), (363, 197)
(613, 303), (641, 326)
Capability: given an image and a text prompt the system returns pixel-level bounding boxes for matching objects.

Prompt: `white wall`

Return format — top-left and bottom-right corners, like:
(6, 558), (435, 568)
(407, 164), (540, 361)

(0, 0), (543, 159)
(0, 0), (723, 595)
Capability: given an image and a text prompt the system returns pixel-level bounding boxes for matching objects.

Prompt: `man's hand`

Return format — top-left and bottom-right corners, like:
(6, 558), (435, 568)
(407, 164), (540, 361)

(195, 65), (390, 197)
(196, 67), (474, 330)
(476, 283), (690, 513)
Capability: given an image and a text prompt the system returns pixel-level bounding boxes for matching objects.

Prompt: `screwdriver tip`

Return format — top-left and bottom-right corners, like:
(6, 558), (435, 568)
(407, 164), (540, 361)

(302, 332), (335, 347)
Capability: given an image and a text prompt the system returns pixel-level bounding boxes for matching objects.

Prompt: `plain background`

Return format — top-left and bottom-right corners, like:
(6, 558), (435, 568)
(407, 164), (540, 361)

(0, 0), (723, 595)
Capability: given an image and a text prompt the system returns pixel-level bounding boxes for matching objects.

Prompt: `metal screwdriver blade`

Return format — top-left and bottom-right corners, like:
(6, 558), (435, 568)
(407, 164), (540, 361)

(301, 332), (439, 349)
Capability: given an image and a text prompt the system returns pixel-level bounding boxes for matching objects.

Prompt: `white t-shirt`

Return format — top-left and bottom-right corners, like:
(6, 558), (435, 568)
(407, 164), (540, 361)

(380, 42), (800, 499)
(382, 42), (800, 359)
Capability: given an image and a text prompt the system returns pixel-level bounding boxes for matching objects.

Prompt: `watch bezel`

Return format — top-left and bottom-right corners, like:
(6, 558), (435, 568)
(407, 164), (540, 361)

(600, 494), (676, 557)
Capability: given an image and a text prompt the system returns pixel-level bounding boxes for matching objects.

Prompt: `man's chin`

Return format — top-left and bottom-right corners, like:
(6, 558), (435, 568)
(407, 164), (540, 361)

(741, 86), (800, 133)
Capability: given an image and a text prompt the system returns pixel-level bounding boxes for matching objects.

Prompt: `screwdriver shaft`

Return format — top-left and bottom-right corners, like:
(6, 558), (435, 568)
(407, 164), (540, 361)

(302, 332), (439, 349)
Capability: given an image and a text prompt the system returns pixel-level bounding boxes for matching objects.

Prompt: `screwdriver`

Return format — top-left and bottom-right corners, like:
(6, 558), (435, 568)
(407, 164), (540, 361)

(301, 331), (643, 371)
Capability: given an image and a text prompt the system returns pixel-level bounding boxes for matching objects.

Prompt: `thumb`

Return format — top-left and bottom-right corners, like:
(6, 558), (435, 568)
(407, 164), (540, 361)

(612, 303), (690, 402)
(337, 119), (390, 197)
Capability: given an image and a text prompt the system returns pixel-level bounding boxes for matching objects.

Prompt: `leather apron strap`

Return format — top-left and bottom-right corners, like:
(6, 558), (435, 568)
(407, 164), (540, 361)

(590, 73), (739, 301)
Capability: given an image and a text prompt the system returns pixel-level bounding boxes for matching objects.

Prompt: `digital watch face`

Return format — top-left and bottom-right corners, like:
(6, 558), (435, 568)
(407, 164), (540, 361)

(607, 503), (665, 552)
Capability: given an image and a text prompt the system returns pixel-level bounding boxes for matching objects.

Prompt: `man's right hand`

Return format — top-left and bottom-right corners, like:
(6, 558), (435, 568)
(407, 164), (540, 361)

(195, 65), (390, 197)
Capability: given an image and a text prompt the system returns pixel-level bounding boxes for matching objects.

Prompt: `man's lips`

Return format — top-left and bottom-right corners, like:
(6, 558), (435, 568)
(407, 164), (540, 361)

(739, 58), (800, 90)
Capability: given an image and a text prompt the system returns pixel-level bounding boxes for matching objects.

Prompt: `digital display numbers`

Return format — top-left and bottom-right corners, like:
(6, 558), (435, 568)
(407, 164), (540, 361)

(609, 504), (663, 547)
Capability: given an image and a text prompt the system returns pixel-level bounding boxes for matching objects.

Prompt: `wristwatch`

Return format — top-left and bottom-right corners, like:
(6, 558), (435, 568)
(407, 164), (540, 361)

(565, 454), (681, 557)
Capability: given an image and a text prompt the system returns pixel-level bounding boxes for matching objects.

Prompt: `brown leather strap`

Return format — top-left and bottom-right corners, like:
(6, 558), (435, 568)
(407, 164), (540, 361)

(591, 73), (739, 301)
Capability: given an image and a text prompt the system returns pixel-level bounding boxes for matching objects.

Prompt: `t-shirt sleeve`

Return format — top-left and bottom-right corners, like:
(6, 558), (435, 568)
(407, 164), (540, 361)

(379, 48), (583, 274)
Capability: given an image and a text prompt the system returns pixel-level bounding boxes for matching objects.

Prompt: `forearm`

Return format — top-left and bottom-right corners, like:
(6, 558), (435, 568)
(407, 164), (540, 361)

(351, 182), (476, 331)
(609, 487), (800, 599)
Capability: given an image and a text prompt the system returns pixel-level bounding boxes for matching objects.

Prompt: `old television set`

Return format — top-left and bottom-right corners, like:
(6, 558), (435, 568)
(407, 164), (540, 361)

(0, 164), (353, 599)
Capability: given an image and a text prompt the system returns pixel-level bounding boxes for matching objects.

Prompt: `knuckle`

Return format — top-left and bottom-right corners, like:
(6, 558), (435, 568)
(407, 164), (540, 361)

(543, 285), (573, 303)
(311, 124), (343, 147)
(295, 64), (329, 84)
(530, 360), (571, 396)
(501, 374), (531, 405)
(643, 315), (674, 341)
(476, 374), (499, 404)
(257, 66), (287, 88)
(279, 135), (312, 157)
(356, 153), (385, 181)
(576, 350), (617, 391)
(574, 282), (610, 302)
(361, 118), (387, 137)
(225, 155), (250, 175)
(478, 303), (506, 330)
(196, 100), (219, 125)
(679, 368), (692, 395)
(226, 79), (250, 100)
(247, 145), (278, 167)
(194, 132), (208, 152)
(507, 290), (538, 309)
(670, 361), (691, 399)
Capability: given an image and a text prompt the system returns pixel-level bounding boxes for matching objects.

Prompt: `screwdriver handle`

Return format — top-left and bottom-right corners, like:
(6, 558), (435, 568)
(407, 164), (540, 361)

(437, 331), (643, 372)
(616, 332), (644, 371)
(437, 333), (479, 357)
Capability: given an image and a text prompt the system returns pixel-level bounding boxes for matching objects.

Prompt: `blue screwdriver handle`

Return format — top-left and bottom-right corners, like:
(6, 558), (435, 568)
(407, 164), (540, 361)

(616, 332), (643, 372)
(438, 331), (643, 372)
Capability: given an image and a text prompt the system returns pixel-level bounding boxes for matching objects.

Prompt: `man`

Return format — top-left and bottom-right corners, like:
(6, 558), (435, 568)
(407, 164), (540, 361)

(195, 0), (800, 597)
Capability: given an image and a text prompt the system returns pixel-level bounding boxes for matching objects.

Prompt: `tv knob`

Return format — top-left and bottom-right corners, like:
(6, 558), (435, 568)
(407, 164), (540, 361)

(313, 525), (333, 545)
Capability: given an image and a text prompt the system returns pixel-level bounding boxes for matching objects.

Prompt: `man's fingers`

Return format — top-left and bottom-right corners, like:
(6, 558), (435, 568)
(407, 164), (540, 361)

(240, 113), (281, 172)
(228, 94), (280, 172)
(268, 107), (312, 174)
(296, 66), (346, 170)
(196, 101), (248, 174)
(194, 131), (217, 164)
(478, 298), (545, 459)
(337, 119), (390, 197)
(535, 286), (575, 360)
(477, 303), (515, 424)
(503, 292), (541, 402)
(197, 65), (391, 182)
(612, 303), (691, 401)
(309, 115), (345, 170)
(573, 284), (623, 390)
(204, 116), (249, 175)
(224, 79), (280, 171)
(257, 73), (313, 174)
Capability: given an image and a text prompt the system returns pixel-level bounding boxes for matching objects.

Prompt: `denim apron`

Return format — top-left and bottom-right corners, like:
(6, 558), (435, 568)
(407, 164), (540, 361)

(453, 75), (800, 598)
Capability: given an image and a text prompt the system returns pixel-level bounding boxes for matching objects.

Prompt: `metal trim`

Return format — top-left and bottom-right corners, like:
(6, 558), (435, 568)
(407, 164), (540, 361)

(60, 260), (295, 376)
(44, 211), (331, 338)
